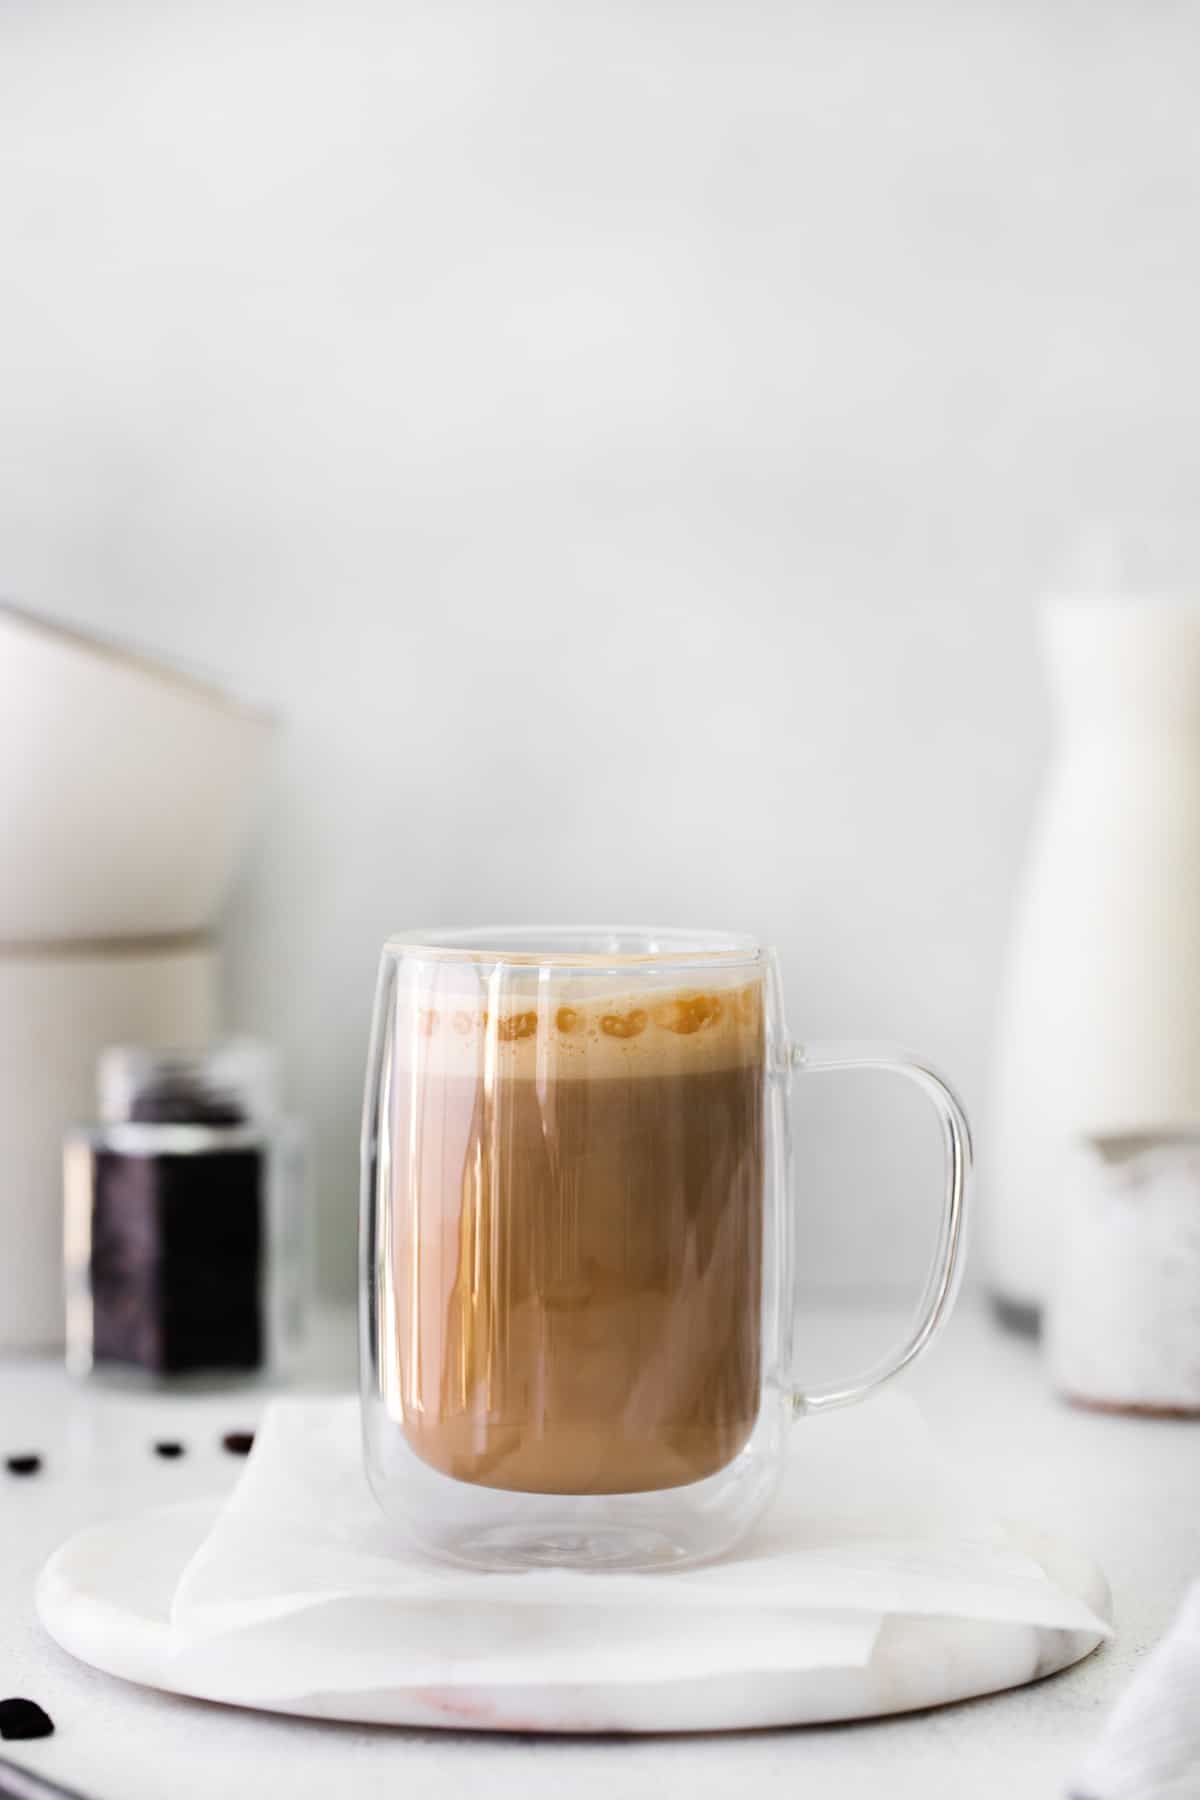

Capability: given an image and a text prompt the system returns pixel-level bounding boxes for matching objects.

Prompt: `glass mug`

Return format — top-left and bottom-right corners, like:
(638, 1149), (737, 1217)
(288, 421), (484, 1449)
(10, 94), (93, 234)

(361, 927), (970, 1571)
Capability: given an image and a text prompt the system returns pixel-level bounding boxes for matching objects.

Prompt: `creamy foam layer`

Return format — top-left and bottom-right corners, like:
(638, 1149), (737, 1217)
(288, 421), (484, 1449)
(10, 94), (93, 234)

(392, 978), (764, 1079)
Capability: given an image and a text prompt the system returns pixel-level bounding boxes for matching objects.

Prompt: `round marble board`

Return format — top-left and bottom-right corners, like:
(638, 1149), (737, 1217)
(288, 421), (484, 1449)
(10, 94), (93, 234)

(37, 1502), (1110, 1735)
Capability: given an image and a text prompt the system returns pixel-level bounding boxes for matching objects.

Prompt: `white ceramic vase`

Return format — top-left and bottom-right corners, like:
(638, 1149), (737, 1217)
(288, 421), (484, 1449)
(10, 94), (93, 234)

(987, 598), (1200, 1322)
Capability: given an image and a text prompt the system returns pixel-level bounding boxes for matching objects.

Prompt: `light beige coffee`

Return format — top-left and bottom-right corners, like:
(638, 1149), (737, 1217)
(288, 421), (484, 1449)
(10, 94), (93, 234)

(380, 980), (765, 1495)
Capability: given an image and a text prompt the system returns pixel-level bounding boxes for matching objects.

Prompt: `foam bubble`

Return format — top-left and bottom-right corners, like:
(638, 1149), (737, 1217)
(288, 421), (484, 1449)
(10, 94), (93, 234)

(391, 979), (764, 1079)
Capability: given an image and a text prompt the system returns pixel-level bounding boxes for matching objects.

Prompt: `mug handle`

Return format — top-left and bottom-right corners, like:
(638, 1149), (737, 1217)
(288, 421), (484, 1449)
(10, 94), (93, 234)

(787, 1040), (972, 1415)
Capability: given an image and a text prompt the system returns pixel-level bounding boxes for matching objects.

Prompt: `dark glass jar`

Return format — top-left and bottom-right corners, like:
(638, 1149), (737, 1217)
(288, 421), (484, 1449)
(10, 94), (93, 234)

(63, 1042), (308, 1384)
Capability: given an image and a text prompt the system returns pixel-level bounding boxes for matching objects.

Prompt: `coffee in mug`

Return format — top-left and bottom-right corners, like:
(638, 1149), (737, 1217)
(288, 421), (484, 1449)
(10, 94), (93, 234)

(384, 979), (765, 1495)
(362, 928), (970, 1571)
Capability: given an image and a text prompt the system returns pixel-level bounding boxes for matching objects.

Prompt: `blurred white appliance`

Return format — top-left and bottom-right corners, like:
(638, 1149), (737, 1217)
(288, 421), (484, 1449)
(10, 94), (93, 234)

(0, 603), (275, 1348)
(0, 601), (274, 940)
(988, 597), (1200, 1325)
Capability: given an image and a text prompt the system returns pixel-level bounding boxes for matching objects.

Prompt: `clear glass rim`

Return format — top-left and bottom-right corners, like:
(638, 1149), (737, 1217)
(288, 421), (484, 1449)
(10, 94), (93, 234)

(382, 924), (764, 968)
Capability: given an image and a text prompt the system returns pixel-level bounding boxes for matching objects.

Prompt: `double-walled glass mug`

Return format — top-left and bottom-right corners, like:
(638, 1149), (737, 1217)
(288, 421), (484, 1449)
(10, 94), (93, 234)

(361, 927), (970, 1571)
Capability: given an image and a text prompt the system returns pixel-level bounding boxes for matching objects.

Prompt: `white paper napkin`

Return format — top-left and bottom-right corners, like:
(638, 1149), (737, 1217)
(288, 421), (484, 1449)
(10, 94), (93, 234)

(166, 1391), (1111, 1702)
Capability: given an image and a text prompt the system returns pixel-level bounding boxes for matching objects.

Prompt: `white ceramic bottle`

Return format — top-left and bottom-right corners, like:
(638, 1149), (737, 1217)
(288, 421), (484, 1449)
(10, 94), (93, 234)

(987, 597), (1200, 1325)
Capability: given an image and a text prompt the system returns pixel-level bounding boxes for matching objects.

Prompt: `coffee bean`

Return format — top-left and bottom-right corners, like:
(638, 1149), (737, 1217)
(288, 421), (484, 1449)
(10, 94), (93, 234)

(221, 1431), (255, 1457)
(153, 1441), (185, 1460)
(0, 1698), (54, 1740)
(4, 1455), (42, 1477)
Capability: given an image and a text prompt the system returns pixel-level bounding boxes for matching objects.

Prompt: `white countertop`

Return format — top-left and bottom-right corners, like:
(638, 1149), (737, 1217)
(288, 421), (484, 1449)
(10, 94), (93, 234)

(0, 1299), (1195, 1800)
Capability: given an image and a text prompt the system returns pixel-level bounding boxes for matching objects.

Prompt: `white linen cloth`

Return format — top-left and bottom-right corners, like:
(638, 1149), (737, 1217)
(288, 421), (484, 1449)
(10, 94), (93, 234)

(165, 1390), (1110, 1704)
(1070, 1581), (1200, 1800)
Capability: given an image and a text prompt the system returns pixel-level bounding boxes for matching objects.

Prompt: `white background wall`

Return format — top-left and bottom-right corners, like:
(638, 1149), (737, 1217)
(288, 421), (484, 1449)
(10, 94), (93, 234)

(3, 0), (1195, 1300)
